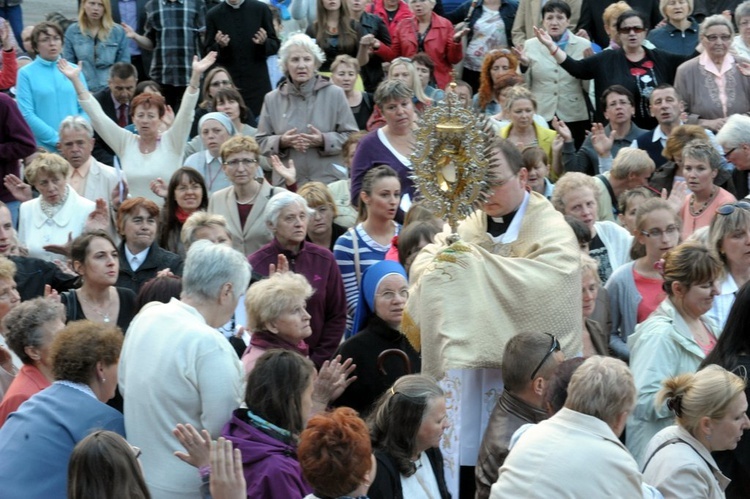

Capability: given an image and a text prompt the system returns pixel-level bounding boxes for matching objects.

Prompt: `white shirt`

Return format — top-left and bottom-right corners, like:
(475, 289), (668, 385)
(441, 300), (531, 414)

(400, 452), (442, 499)
(124, 245), (150, 271)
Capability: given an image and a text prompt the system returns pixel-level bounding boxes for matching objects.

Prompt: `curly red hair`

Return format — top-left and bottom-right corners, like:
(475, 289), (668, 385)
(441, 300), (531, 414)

(477, 51), (519, 111)
(298, 407), (372, 497)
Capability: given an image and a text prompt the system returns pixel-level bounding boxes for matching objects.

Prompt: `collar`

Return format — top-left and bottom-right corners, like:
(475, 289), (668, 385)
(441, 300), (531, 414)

(36, 55), (61, 67)
(71, 157), (93, 180)
(204, 149), (219, 164)
(498, 390), (548, 424)
(225, 0), (245, 7)
(111, 93), (129, 111)
(699, 52), (734, 76)
(124, 244), (151, 270)
(664, 19), (699, 34)
(55, 380), (97, 399)
(718, 272), (739, 296)
(489, 190), (530, 244)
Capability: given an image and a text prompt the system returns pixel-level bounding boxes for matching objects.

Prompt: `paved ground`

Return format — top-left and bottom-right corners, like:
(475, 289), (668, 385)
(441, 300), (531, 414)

(21, 0), (77, 28)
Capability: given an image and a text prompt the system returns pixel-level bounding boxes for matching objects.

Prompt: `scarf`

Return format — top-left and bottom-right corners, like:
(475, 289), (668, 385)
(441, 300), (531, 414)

(553, 29), (570, 53)
(250, 329), (309, 357)
(175, 206), (193, 224)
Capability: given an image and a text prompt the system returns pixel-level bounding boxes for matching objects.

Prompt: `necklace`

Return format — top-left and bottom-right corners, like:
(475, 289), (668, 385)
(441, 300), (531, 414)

(77, 289), (113, 323)
(688, 186), (718, 217)
(235, 182), (261, 205)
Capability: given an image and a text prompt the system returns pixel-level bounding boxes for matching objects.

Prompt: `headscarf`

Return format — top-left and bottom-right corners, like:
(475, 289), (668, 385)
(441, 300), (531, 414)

(198, 112), (236, 136)
(350, 260), (407, 337)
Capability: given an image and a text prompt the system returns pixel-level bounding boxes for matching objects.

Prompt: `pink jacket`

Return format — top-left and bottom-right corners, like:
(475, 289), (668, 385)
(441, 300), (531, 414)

(391, 12), (463, 89)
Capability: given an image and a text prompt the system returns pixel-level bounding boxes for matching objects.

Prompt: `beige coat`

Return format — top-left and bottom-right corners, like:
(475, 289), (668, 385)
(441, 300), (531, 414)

(511, 0), (582, 49)
(207, 180), (282, 256)
(256, 76), (358, 187)
(523, 32), (591, 122)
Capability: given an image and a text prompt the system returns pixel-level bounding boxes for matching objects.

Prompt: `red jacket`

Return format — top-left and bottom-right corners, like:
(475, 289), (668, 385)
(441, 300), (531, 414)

(391, 12), (463, 89)
(367, 0), (413, 40)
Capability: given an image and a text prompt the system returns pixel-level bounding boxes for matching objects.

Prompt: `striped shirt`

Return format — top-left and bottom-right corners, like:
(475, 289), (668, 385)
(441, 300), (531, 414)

(333, 222), (400, 335)
(144, 0), (206, 86)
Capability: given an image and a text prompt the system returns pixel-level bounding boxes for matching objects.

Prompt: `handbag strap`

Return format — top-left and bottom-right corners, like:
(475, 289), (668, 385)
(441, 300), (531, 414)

(349, 227), (362, 288)
(641, 437), (714, 473)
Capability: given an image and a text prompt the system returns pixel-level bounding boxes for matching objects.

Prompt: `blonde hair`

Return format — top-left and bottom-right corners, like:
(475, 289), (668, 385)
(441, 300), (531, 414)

(25, 153), (71, 185)
(78, 0), (116, 41)
(603, 2), (632, 30)
(581, 254), (600, 284)
(610, 148), (655, 180)
(662, 241), (723, 296)
(565, 356), (636, 427)
(657, 365), (746, 436)
(245, 272), (314, 331)
(180, 212), (231, 249)
(551, 172), (600, 213)
(0, 257), (16, 281)
(659, 0), (693, 18)
(220, 135), (261, 163)
(298, 182), (339, 218)
(387, 58), (431, 105)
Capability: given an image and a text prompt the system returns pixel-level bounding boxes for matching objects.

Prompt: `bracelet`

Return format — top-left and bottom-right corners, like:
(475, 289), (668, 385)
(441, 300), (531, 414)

(551, 46), (559, 56)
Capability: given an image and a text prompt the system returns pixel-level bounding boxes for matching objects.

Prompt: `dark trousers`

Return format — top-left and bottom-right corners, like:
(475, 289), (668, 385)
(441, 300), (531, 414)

(159, 84), (187, 113)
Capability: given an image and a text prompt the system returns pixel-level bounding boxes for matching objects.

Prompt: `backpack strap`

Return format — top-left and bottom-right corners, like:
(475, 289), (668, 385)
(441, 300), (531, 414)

(596, 174), (619, 217)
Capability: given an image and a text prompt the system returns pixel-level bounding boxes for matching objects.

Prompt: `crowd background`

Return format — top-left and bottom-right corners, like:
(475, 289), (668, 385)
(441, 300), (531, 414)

(2, 0), (750, 497)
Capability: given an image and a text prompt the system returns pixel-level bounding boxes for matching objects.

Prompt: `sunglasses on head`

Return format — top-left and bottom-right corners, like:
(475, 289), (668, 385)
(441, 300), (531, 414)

(530, 333), (561, 380)
(717, 201), (750, 216)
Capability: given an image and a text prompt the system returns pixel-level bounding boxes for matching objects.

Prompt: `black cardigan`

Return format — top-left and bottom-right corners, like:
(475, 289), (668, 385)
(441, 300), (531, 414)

(559, 48), (692, 130)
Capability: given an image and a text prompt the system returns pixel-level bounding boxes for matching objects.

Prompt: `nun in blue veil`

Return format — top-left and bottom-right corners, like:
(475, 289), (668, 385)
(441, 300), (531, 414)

(332, 260), (421, 415)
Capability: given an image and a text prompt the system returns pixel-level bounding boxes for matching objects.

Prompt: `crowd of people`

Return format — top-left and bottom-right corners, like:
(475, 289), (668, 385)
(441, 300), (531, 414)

(2, 0), (750, 497)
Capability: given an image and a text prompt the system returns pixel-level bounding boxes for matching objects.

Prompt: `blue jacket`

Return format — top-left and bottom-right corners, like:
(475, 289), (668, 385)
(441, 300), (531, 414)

(63, 23), (131, 93)
(0, 383), (125, 499)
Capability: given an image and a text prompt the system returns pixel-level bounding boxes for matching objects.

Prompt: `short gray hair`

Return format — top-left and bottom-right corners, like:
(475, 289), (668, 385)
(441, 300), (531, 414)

(278, 33), (325, 74)
(700, 14), (734, 38)
(716, 114), (750, 149)
(181, 211), (230, 249)
(3, 298), (65, 365)
(374, 79), (414, 108)
(565, 356), (636, 427)
(181, 240), (250, 302)
(59, 115), (94, 138)
(682, 139), (722, 171)
(736, 0), (750, 20)
(265, 191), (313, 229)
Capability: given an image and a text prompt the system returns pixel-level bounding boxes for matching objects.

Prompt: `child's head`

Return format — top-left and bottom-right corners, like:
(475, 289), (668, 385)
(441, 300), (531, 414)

(521, 146), (549, 195)
(617, 187), (654, 235)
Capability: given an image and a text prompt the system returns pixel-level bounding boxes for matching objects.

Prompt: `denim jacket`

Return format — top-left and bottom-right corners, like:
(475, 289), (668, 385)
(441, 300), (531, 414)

(63, 23), (130, 92)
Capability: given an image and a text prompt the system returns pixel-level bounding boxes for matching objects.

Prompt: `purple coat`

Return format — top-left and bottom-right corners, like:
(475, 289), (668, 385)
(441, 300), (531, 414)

(222, 412), (312, 499)
(248, 239), (346, 367)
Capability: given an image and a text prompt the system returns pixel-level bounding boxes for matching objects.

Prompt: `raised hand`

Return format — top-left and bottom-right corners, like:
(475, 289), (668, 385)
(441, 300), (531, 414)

(85, 198), (111, 232)
(313, 355), (357, 405)
(150, 177), (168, 198)
(268, 253), (289, 276)
(533, 26), (555, 52)
(173, 423), (211, 469)
(192, 52), (218, 76)
(0, 23), (11, 50)
(590, 122), (614, 158)
(43, 232), (74, 258)
(551, 117), (573, 143)
(453, 26), (470, 41)
(57, 58), (82, 81)
(663, 180), (688, 214)
(270, 155), (296, 186)
(209, 438), (246, 499)
(511, 45), (530, 66)
(3, 174), (32, 202)
(121, 22), (137, 39)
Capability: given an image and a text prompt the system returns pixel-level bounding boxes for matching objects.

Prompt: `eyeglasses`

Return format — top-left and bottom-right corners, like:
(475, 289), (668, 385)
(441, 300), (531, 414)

(618, 26), (646, 34)
(704, 34), (732, 42)
(529, 333), (561, 380)
(210, 79), (232, 88)
(223, 158), (259, 168)
(717, 201), (750, 215)
(378, 289), (409, 301)
(723, 147), (737, 160)
(640, 225), (679, 238)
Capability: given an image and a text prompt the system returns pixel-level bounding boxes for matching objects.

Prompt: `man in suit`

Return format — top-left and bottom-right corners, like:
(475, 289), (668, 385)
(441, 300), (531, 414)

(717, 114), (750, 199)
(92, 63), (137, 165)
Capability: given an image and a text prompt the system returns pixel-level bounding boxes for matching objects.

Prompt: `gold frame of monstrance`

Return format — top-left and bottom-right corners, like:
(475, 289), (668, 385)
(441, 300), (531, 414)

(410, 88), (492, 234)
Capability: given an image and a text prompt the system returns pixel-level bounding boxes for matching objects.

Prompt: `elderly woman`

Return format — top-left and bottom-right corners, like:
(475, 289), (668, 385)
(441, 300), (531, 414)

(115, 197), (183, 295)
(351, 80), (417, 218)
(642, 366), (750, 498)
(0, 258), (21, 401)
(60, 51), (217, 202)
(628, 242), (723, 464)
(181, 211), (233, 250)
(606, 198), (681, 361)
(298, 407), (376, 499)
(367, 374), (450, 499)
(391, 0), (465, 89)
(208, 135), (284, 256)
(552, 172), (632, 284)
(223, 350), (315, 498)
(183, 114), (236, 195)
(0, 320), (125, 499)
(535, 9), (691, 129)
(703, 282), (750, 498)
(298, 182), (348, 251)
(472, 51), (518, 116)
(156, 167), (208, 258)
(330, 55), (374, 131)
(248, 191), (347, 367)
(62, 0), (129, 92)
(334, 260), (420, 415)
(64, 231), (136, 330)
(17, 153), (97, 262)
(647, 0), (700, 56)
(679, 140), (736, 239)
(581, 255), (610, 357)
(520, 0), (591, 147)
(732, 1), (750, 59)
(256, 33), (359, 187)
(706, 201), (750, 331)
(675, 15), (750, 133)
(0, 298), (65, 428)
(16, 22), (88, 151)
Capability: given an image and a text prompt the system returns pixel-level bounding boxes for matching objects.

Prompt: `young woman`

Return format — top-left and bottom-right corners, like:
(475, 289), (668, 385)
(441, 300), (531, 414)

(606, 198), (681, 361)
(63, 0), (130, 92)
(190, 66), (236, 137)
(334, 165), (401, 337)
(307, 0), (360, 74)
(158, 167), (209, 258)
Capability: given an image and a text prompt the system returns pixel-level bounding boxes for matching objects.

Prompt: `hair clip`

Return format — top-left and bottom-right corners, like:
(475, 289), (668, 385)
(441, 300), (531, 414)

(653, 258), (666, 277)
(666, 395), (683, 417)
